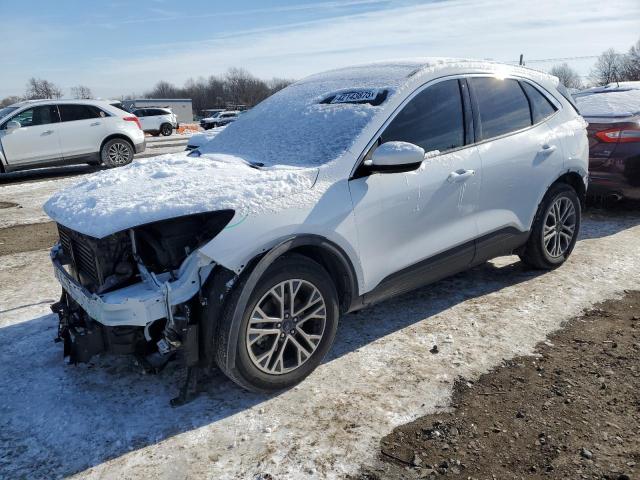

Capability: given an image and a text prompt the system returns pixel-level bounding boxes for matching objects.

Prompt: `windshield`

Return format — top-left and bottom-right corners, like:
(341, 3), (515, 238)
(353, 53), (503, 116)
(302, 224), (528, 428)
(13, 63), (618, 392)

(0, 106), (19, 120)
(199, 74), (401, 167)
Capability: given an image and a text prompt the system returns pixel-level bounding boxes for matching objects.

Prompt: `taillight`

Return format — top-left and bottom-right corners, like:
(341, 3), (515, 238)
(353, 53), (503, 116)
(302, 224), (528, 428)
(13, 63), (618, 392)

(595, 127), (640, 143)
(123, 116), (142, 130)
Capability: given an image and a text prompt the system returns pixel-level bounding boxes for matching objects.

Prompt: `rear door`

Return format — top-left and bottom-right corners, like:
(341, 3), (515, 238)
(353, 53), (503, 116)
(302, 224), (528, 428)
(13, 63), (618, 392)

(134, 109), (151, 131)
(349, 78), (481, 295)
(470, 77), (564, 238)
(56, 104), (109, 159)
(0, 105), (62, 166)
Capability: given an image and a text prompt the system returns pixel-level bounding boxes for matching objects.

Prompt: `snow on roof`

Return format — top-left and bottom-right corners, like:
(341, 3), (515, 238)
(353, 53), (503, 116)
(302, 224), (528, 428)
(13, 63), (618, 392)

(44, 153), (319, 238)
(575, 89), (640, 118)
(200, 58), (547, 168)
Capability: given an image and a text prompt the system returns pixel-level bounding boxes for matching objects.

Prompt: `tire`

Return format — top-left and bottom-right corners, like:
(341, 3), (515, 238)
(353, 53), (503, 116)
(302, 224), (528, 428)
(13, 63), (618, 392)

(160, 123), (173, 136)
(214, 254), (340, 393)
(101, 138), (134, 168)
(519, 183), (581, 269)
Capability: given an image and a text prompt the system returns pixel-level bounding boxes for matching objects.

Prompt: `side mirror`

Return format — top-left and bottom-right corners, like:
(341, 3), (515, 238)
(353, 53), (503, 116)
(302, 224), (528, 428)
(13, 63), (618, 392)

(6, 120), (21, 132)
(367, 141), (425, 174)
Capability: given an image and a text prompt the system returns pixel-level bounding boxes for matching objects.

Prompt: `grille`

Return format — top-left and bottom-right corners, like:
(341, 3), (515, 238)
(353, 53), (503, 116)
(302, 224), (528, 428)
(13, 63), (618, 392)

(57, 225), (101, 287)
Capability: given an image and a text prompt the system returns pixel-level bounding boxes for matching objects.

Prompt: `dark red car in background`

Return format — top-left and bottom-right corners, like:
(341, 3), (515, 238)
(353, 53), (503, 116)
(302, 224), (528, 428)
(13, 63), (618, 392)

(575, 84), (640, 201)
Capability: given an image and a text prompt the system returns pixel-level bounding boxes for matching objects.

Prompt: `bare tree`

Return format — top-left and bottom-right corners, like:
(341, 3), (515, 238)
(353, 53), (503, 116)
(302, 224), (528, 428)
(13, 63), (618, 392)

(223, 68), (270, 107)
(550, 63), (582, 89)
(267, 78), (295, 95)
(25, 77), (62, 99)
(138, 68), (296, 115)
(70, 85), (93, 99)
(0, 96), (22, 107)
(146, 80), (179, 98)
(622, 38), (640, 81)
(590, 49), (625, 86)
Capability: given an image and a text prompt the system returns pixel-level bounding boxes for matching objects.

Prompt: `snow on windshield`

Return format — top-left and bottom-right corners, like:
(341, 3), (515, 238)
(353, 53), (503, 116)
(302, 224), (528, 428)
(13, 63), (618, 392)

(576, 89), (640, 117)
(198, 63), (420, 167)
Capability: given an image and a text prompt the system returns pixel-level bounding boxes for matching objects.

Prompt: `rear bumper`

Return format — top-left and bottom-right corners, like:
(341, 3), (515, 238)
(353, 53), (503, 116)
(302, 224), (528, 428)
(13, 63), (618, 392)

(588, 173), (640, 200)
(50, 244), (214, 327)
(134, 140), (146, 154)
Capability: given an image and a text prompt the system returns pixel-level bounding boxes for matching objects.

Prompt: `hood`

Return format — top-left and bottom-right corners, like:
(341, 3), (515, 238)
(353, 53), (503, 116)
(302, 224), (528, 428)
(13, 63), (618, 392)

(44, 152), (318, 238)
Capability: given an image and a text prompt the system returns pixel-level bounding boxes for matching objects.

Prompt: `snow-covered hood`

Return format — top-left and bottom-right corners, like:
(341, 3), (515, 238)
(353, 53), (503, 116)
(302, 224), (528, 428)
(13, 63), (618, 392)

(44, 152), (319, 238)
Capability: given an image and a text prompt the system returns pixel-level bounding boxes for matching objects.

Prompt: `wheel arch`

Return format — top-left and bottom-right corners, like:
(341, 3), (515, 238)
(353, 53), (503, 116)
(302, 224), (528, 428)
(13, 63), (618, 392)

(100, 134), (135, 153)
(245, 234), (359, 315)
(551, 170), (586, 207)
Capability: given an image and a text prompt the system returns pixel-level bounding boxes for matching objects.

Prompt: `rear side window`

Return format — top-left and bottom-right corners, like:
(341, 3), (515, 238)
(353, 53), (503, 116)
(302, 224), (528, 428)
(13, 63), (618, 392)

(59, 104), (104, 122)
(471, 78), (531, 140)
(380, 79), (465, 153)
(149, 109), (166, 116)
(133, 109), (146, 117)
(521, 82), (557, 124)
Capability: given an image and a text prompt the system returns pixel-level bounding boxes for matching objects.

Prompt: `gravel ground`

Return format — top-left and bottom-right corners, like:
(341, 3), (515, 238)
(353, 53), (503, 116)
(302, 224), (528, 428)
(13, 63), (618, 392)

(356, 291), (640, 480)
(0, 205), (639, 479)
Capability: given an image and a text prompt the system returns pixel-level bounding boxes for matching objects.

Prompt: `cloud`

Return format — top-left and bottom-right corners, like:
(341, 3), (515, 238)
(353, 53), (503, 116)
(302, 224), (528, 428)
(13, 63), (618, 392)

(1, 0), (639, 98)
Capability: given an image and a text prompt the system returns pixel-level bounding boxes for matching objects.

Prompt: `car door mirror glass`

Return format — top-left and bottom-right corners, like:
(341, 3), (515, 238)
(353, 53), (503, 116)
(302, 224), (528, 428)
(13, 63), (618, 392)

(368, 141), (425, 173)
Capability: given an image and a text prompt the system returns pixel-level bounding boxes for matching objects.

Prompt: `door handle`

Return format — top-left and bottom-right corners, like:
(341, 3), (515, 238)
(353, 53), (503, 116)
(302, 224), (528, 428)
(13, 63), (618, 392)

(90, 122), (101, 126)
(539, 144), (557, 153)
(41, 130), (54, 136)
(447, 169), (475, 183)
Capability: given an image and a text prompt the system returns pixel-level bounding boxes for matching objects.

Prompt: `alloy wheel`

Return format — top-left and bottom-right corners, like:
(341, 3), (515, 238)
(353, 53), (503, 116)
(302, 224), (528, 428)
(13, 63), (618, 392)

(543, 196), (576, 258)
(246, 279), (327, 375)
(107, 142), (131, 166)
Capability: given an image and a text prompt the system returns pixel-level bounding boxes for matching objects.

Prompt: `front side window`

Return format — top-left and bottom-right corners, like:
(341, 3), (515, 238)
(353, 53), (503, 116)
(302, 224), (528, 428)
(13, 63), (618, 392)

(8, 105), (59, 128)
(472, 77), (531, 140)
(521, 82), (557, 124)
(380, 79), (465, 153)
(59, 104), (104, 122)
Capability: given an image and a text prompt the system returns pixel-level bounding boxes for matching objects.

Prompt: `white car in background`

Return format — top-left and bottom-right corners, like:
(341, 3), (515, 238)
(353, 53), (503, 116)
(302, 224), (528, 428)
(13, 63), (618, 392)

(132, 107), (178, 136)
(0, 99), (145, 173)
(46, 59), (587, 398)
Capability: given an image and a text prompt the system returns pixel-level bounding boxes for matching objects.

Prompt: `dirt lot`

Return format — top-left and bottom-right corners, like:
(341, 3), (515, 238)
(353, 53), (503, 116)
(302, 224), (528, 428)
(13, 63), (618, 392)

(0, 222), (57, 256)
(356, 292), (640, 480)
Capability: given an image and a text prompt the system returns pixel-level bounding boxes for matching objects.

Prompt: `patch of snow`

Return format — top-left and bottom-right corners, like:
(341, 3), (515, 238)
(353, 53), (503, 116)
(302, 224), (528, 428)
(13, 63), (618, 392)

(44, 153), (320, 238)
(576, 89), (640, 117)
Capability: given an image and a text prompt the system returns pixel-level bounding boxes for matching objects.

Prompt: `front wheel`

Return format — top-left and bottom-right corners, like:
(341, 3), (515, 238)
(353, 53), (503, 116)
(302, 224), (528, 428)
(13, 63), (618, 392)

(214, 254), (339, 392)
(101, 138), (134, 168)
(519, 183), (581, 269)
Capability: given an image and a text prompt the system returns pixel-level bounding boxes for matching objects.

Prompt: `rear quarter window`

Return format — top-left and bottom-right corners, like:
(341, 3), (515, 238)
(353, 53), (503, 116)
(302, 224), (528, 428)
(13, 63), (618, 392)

(521, 82), (557, 124)
(471, 77), (532, 140)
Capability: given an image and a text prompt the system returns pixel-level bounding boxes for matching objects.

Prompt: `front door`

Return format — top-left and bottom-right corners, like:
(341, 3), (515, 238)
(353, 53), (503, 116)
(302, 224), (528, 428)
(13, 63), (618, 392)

(0, 105), (62, 166)
(349, 78), (481, 296)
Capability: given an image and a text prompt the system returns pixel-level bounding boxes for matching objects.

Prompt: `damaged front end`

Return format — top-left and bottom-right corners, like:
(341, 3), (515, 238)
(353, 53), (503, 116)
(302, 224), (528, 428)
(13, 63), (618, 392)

(50, 210), (236, 378)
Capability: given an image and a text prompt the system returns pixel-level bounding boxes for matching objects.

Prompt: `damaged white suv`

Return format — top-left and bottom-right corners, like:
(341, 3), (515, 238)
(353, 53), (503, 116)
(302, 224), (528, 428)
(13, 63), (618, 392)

(46, 59), (588, 397)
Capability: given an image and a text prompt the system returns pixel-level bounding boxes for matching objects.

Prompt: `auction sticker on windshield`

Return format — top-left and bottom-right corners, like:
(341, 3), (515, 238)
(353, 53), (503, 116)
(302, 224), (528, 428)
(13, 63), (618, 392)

(331, 90), (378, 104)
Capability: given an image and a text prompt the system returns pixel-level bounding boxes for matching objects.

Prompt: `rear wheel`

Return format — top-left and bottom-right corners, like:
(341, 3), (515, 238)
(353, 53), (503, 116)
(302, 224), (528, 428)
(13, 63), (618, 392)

(160, 123), (173, 136)
(101, 138), (133, 168)
(519, 183), (580, 269)
(215, 254), (339, 392)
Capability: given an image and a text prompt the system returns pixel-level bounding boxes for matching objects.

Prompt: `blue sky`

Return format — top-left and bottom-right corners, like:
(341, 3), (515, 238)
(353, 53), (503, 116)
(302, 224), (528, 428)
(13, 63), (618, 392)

(1, 0), (639, 98)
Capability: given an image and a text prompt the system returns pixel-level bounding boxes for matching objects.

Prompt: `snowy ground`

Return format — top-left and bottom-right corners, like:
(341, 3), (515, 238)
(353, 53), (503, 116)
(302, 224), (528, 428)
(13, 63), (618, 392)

(1, 209), (639, 479)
